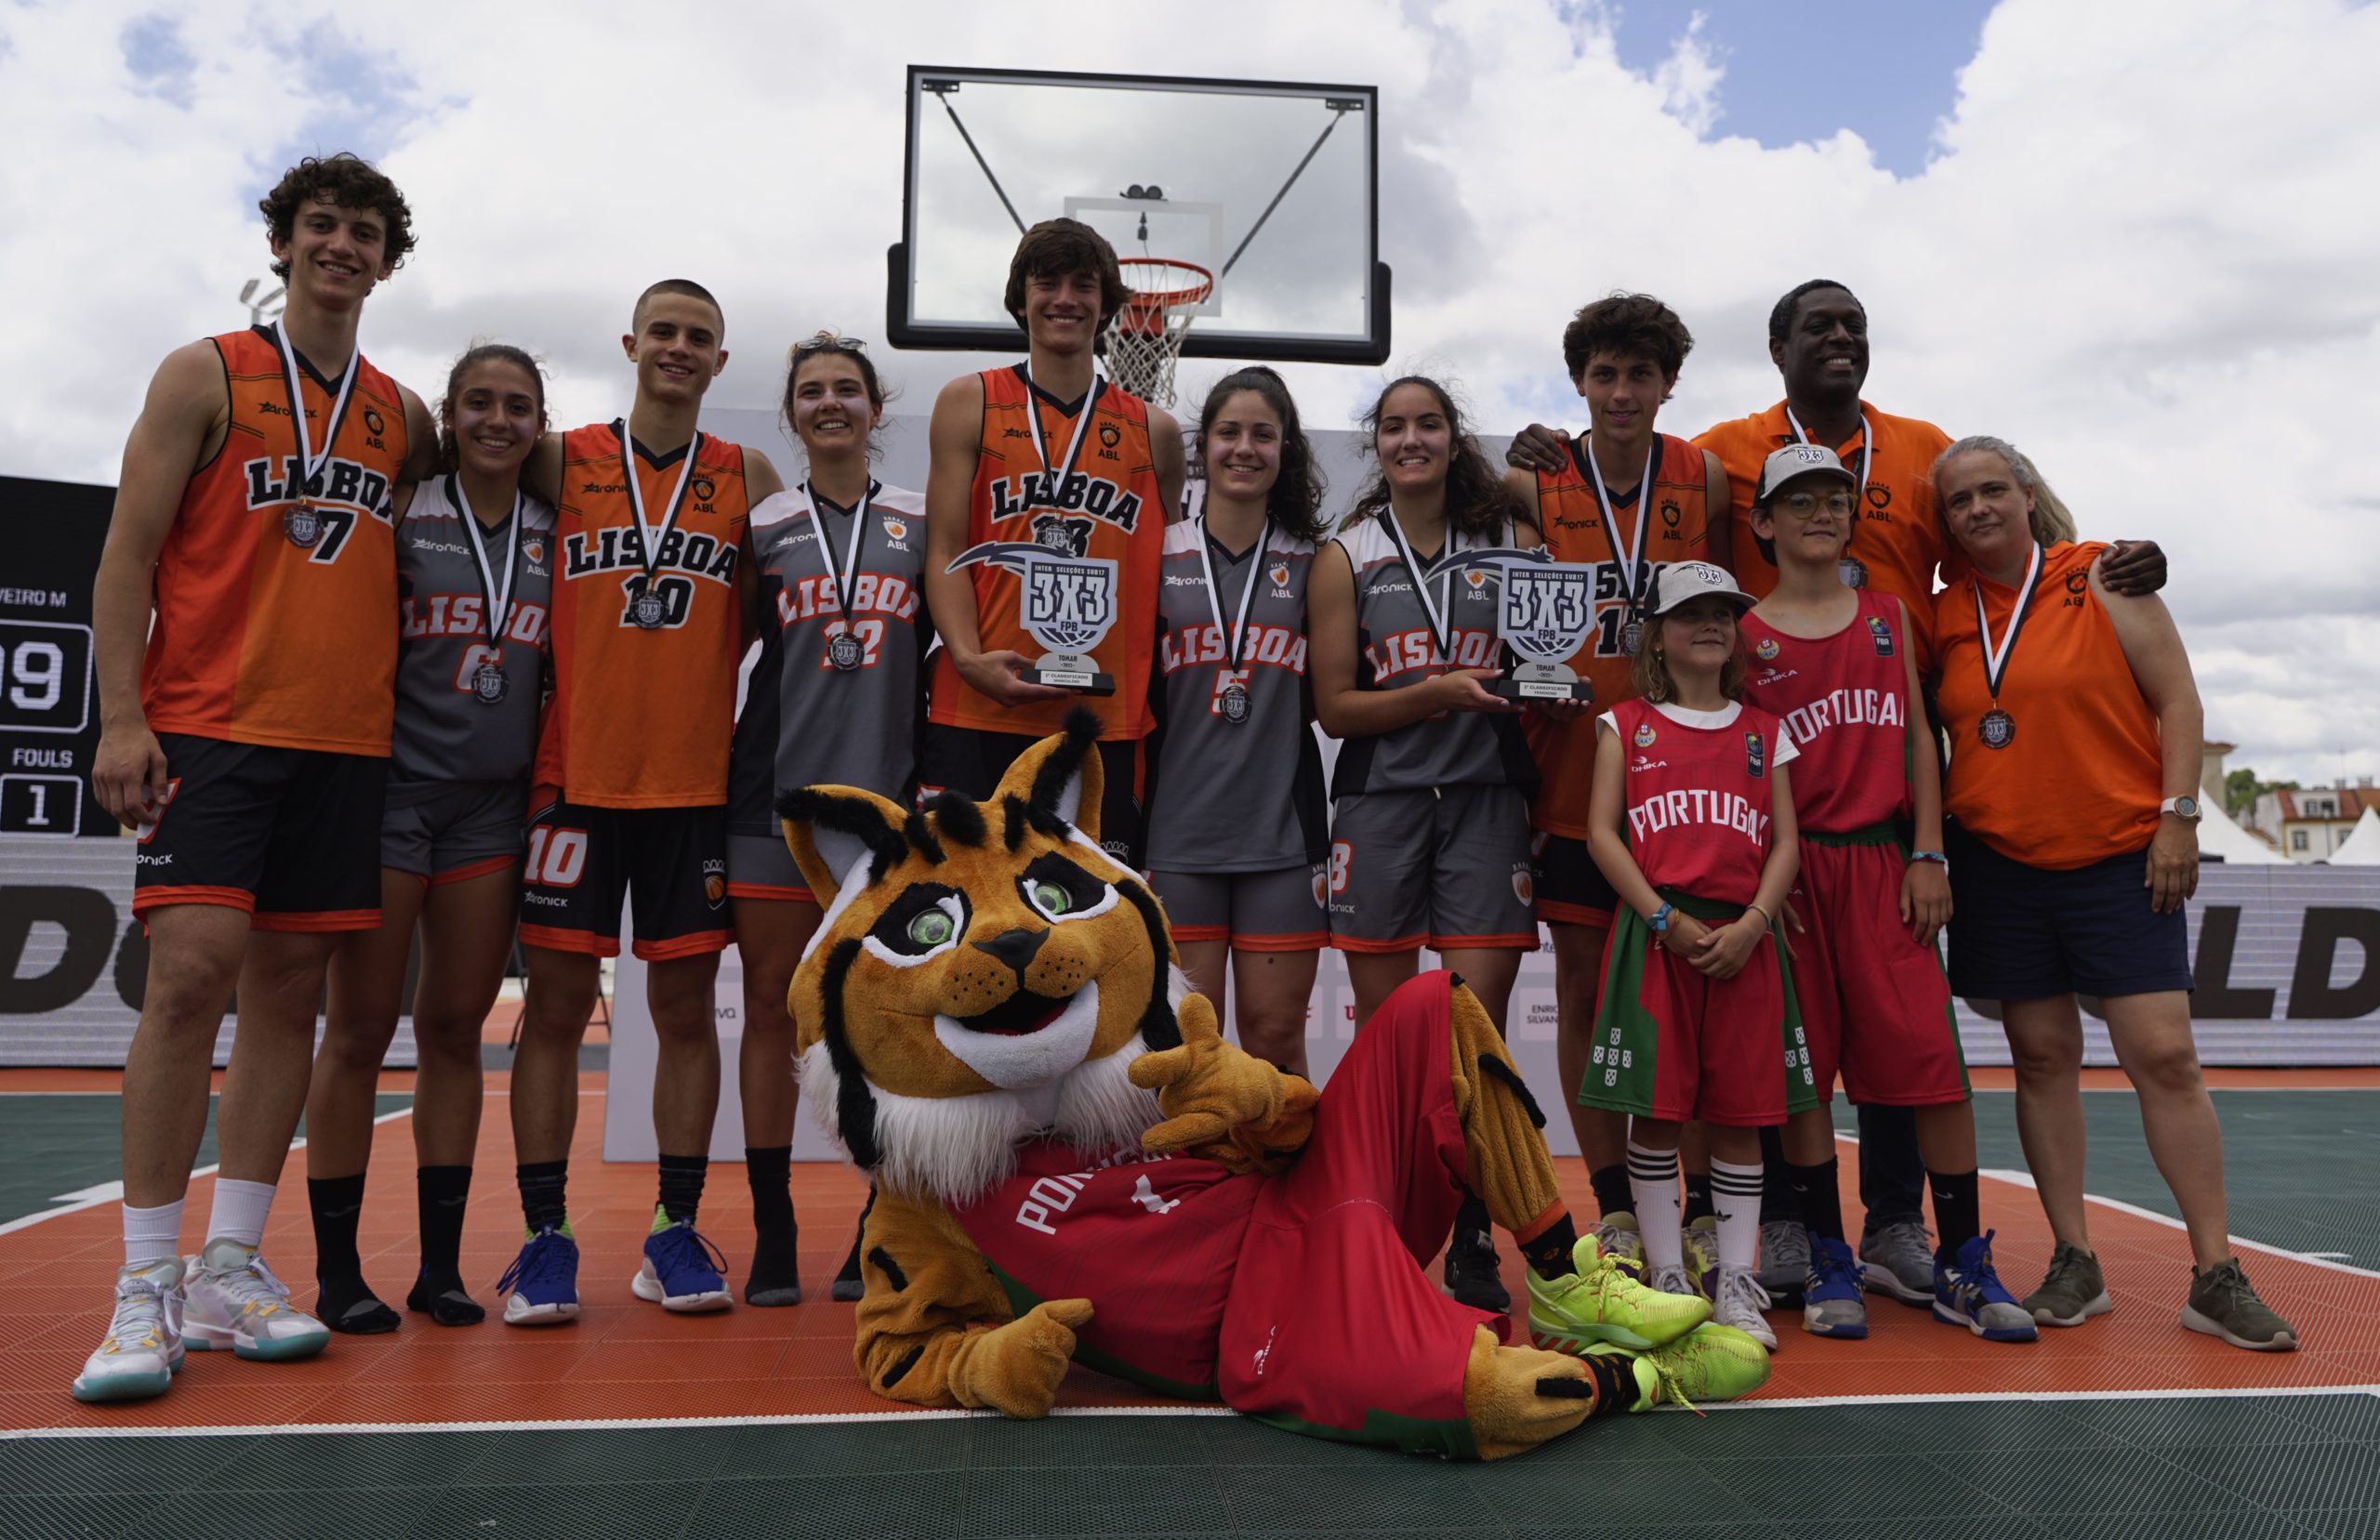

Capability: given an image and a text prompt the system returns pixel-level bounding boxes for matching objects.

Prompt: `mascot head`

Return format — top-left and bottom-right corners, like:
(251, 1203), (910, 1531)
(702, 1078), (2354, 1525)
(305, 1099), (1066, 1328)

(781, 712), (1183, 1204)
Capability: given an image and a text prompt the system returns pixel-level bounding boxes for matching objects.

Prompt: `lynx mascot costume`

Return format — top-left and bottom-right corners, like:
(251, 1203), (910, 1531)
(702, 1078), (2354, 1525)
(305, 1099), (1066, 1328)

(781, 716), (1765, 1458)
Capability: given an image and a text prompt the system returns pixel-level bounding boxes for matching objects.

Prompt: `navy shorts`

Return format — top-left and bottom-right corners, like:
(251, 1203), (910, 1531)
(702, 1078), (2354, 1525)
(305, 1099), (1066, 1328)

(1943, 823), (2191, 1002)
(1529, 832), (1620, 928)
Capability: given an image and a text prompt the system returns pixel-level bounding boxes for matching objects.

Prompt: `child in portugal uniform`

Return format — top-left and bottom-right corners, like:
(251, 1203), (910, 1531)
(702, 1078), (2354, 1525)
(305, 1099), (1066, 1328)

(1739, 445), (2033, 1344)
(1582, 561), (1813, 1351)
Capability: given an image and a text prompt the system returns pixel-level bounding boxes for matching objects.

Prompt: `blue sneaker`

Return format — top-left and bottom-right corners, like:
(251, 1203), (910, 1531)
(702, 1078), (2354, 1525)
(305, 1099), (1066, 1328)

(496, 1225), (580, 1326)
(632, 1210), (732, 1313)
(1934, 1231), (2038, 1342)
(1802, 1234), (1869, 1338)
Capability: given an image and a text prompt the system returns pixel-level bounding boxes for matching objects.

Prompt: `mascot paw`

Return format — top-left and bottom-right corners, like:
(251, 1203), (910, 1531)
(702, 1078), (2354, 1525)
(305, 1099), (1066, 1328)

(1132, 994), (1316, 1169)
(959, 1298), (1094, 1419)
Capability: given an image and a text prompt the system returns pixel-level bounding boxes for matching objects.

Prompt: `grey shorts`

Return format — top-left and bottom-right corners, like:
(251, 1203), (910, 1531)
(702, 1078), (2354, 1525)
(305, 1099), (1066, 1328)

(726, 829), (811, 902)
(382, 778), (526, 885)
(1147, 864), (1329, 952)
(1327, 783), (1539, 954)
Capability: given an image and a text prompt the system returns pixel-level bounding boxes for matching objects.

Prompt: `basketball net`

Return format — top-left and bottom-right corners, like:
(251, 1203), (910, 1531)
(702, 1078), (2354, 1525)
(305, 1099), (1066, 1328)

(1104, 257), (1213, 408)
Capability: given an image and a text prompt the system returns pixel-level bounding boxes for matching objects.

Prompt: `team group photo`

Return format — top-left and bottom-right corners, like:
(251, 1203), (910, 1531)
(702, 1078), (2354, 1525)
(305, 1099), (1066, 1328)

(5, 13), (2377, 1538)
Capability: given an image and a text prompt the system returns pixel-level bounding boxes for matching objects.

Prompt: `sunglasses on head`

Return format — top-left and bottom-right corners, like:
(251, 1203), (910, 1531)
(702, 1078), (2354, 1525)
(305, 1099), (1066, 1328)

(792, 335), (867, 356)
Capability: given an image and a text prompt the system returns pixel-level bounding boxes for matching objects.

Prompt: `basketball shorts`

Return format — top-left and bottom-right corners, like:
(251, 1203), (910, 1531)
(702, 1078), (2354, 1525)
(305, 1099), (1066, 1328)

(1944, 824), (2192, 1002)
(381, 777), (527, 887)
(516, 793), (731, 961)
(920, 723), (1146, 870)
(1147, 864), (1329, 952)
(1528, 831), (1620, 928)
(1790, 829), (1968, 1107)
(1327, 784), (1538, 954)
(133, 732), (385, 932)
(1577, 891), (1818, 1128)
(726, 831), (812, 904)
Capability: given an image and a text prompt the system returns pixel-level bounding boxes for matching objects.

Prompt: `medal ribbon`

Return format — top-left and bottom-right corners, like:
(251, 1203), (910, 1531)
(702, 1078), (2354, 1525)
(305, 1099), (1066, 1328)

(1019, 362), (1105, 510)
(800, 480), (876, 628)
(1580, 433), (1657, 623)
(618, 413), (701, 599)
(1193, 515), (1271, 677)
(269, 321), (360, 505)
(1381, 510), (1463, 665)
(1972, 541), (2044, 704)
(1786, 405), (1874, 514)
(451, 474), (524, 652)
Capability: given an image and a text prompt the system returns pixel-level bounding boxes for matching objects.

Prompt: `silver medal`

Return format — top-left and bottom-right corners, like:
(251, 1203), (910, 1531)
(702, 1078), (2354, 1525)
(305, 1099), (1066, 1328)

(472, 662), (508, 704)
(1220, 683), (1250, 724)
(284, 500), (322, 549)
(826, 631), (865, 671)
(1619, 620), (1645, 657)
(631, 587), (668, 629)
(1839, 556), (1869, 589)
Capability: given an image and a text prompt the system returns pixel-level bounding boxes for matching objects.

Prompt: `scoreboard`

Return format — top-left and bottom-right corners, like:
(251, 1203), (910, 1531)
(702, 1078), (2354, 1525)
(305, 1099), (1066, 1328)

(0, 477), (111, 838)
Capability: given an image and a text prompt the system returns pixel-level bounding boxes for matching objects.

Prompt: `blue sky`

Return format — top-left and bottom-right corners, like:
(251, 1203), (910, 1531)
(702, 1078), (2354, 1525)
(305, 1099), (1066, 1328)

(1604, 0), (1996, 176)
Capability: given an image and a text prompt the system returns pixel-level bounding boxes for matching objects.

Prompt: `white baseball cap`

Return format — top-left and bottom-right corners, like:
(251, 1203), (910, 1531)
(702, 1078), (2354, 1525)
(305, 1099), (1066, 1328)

(1646, 559), (1755, 616)
(1754, 443), (1857, 502)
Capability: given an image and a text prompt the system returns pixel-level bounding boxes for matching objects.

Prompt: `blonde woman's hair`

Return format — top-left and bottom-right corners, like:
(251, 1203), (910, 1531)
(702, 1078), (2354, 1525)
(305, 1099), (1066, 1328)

(1930, 435), (2079, 546)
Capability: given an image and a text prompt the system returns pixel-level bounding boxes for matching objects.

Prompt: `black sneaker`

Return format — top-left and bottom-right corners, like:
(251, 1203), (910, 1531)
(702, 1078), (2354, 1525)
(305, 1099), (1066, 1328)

(1441, 1227), (1511, 1314)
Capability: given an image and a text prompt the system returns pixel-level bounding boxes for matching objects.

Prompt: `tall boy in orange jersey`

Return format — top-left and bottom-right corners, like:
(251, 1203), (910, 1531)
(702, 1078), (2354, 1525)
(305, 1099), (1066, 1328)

(496, 280), (785, 1327)
(1499, 294), (1728, 1274)
(1512, 280), (2170, 1310)
(921, 218), (1186, 867)
(76, 155), (438, 1404)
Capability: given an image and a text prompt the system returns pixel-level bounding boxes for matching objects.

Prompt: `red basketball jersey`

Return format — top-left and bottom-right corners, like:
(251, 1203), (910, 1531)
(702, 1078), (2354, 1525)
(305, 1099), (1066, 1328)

(1607, 696), (1786, 906)
(1739, 590), (1912, 835)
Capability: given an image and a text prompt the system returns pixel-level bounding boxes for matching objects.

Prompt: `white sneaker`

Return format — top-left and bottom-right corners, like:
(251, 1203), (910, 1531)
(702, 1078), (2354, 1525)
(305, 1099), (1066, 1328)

(72, 1259), (185, 1402)
(1712, 1264), (1778, 1350)
(1647, 1262), (1699, 1298)
(182, 1239), (330, 1362)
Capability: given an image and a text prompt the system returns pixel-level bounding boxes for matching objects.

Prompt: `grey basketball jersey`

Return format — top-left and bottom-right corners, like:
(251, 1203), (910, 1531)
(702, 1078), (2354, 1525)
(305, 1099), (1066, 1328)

(1145, 520), (1327, 872)
(391, 476), (556, 783)
(729, 482), (929, 834)
(1329, 512), (1537, 797)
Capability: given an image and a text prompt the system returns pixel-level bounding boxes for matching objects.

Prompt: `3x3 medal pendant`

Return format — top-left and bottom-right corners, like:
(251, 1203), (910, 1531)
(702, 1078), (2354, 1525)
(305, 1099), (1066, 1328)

(826, 631), (865, 672)
(472, 662), (508, 704)
(284, 497), (321, 549)
(1979, 706), (2016, 749)
(1220, 683), (1250, 725)
(630, 586), (668, 630)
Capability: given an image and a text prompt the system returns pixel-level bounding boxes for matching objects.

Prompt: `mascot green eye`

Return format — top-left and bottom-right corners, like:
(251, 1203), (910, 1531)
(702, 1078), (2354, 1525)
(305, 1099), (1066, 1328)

(1017, 853), (1113, 924)
(867, 883), (968, 964)
(907, 909), (955, 948)
(1030, 879), (1070, 915)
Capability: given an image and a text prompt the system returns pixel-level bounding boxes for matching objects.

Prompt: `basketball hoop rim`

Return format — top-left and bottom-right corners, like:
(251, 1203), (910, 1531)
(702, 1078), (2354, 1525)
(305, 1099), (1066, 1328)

(1115, 256), (1215, 315)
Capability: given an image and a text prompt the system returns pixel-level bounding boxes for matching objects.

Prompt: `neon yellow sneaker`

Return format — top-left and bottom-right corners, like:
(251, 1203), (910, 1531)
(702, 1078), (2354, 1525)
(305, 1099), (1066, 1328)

(1528, 1233), (1712, 1353)
(1584, 1323), (1772, 1413)
(1682, 1215), (1722, 1294)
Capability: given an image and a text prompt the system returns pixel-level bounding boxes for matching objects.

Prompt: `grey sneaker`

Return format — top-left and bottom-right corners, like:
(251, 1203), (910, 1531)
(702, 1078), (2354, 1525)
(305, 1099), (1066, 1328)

(1647, 1262), (1699, 1298)
(1591, 1212), (1646, 1270)
(1754, 1219), (1808, 1300)
(2024, 1242), (2114, 1327)
(1712, 1264), (1778, 1350)
(1858, 1218), (1936, 1307)
(2181, 1258), (2297, 1352)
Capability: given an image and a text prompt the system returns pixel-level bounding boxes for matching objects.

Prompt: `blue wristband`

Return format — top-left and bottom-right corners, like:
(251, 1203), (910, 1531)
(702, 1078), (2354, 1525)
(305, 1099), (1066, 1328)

(1647, 902), (1674, 933)
(1910, 849), (1948, 866)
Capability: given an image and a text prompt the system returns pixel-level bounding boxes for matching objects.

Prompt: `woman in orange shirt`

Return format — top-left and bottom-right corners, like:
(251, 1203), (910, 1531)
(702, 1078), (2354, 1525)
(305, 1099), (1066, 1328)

(1931, 436), (2296, 1353)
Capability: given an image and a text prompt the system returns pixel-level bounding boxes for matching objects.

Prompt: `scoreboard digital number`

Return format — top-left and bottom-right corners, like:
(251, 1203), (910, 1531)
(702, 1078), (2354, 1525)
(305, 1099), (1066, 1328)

(0, 475), (115, 836)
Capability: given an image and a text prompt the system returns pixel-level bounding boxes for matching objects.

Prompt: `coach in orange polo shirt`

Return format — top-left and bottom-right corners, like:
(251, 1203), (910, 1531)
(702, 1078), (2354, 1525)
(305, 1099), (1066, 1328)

(1930, 433), (2296, 1354)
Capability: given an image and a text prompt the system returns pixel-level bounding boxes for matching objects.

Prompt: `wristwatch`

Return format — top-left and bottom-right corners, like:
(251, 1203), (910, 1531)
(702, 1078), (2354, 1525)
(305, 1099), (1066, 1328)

(1647, 902), (1674, 934)
(2160, 796), (2202, 823)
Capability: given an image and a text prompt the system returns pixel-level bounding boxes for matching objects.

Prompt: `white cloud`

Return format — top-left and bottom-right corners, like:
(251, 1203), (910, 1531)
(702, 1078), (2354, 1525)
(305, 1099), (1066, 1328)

(2, 0), (2374, 783)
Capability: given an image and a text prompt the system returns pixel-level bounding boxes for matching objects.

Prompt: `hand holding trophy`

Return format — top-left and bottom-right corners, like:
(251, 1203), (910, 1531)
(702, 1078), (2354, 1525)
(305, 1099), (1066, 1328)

(1425, 547), (1595, 704)
(946, 540), (1120, 695)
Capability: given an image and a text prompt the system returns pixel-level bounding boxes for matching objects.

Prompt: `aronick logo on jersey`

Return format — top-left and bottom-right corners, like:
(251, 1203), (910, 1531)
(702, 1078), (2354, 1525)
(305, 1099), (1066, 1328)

(990, 469), (1144, 531)
(562, 523), (739, 585)
(242, 454), (392, 518)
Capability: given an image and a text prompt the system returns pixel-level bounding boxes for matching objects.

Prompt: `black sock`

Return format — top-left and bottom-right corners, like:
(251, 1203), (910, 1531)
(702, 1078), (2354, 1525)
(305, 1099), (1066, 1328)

(1589, 1164), (1633, 1220)
(1522, 1215), (1580, 1278)
(657, 1153), (708, 1225)
(832, 1186), (877, 1301)
(517, 1159), (568, 1234)
(744, 1147), (801, 1306)
(1682, 1172), (1714, 1227)
(417, 1165), (471, 1275)
(1580, 1348), (1635, 1416)
(1788, 1158), (1844, 1242)
(309, 1173), (398, 1334)
(1455, 1191), (1496, 1250)
(1758, 1125), (1795, 1223)
(1928, 1168), (1981, 1262)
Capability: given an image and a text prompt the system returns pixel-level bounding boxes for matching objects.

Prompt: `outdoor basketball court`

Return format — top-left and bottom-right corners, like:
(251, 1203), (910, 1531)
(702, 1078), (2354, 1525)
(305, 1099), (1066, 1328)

(4, 1060), (2375, 1538)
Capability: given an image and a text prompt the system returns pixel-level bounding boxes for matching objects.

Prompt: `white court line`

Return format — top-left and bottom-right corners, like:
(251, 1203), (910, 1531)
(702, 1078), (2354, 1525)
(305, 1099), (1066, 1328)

(8, 1384), (2378, 1441)
(1977, 1166), (2380, 1283)
(0, 1107), (415, 1238)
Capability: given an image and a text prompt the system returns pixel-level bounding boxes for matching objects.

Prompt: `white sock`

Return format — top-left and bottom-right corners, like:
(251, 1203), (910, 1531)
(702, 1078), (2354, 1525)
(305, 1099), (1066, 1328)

(1711, 1157), (1765, 1271)
(205, 1178), (276, 1251)
(1628, 1141), (1683, 1270)
(123, 1200), (184, 1268)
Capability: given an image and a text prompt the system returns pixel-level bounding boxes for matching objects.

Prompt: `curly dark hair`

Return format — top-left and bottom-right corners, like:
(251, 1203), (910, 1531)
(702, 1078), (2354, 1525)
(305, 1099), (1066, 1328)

(1562, 292), (1695, 383)
(1343, 375), (1523, 541)
(1003, 218), (1130, 331)
(1767, 279), (1861, 344)
(1194, 367), (1327, 544)
(258, 153), (416, 282)
(435, 343), (546, 476)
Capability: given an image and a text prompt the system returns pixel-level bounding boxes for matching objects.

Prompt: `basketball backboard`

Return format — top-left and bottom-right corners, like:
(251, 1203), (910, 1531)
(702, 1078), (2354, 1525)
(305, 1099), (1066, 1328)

(889, 66), (1389, 365)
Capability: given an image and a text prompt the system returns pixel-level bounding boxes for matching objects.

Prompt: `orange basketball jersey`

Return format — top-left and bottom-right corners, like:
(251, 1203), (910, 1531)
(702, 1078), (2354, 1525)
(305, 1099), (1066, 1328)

(1934, 541), (2162, 870)
(141, 327), (408, 755)
(534, 422), (749, 808)
(1522, 432), (1717, 839)
(928, 365), (1163, 741)
(1696, 401), (1952, 659)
